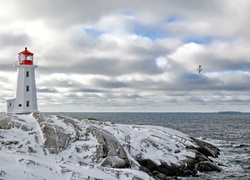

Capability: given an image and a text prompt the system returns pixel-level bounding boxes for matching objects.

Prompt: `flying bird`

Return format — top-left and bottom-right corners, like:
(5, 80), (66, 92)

(197, 65), (202, 73)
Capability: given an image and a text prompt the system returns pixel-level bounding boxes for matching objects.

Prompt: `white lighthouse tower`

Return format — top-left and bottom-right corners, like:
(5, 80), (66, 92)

(6, 47), (39, 114)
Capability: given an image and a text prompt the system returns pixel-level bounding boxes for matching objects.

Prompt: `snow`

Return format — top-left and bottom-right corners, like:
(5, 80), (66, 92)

(0, 113), (199, 180)
(103, 124), (195, 165)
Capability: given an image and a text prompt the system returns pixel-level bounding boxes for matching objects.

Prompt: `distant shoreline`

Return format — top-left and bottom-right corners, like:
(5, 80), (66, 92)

(217, 111), (242, 114)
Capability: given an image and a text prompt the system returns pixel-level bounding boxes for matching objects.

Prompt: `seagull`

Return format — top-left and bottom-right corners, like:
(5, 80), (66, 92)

(197, 65), (202, 73)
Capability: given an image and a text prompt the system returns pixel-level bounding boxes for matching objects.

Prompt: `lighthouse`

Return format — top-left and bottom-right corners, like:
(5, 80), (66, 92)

(6, 47), (39, 114)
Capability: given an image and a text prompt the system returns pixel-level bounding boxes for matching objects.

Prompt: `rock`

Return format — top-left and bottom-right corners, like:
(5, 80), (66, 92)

(189, 137), (220, 158)
(196, 161), (222, 172)
(101, 156), (129, 168)
(86, 126), (130, 168)
(183, 170), (195, 177)
(41, 123), (71, 154)
(1, 140), (19, 145)
(131, 135), (222, 178)
(87, 117), (98, 120)
(33, 114), (72, 154)
(0, 116), (31, 131)
(56, 115), (82, 139)
(136, 157), (159, 176)
(0, 170), (6, 178)
(174, 149), (181, 153)
(153, 171), (167, 179)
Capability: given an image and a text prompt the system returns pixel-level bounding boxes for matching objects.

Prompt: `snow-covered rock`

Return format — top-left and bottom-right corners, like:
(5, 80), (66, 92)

(0, 113), (221, 179)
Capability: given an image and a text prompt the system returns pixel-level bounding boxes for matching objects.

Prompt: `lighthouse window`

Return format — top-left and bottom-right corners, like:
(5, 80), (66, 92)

(19, 104), (22, 107)
(26, 86), (29, 92)
(26, 71), (29, 77)
(26, 101), (29, 107)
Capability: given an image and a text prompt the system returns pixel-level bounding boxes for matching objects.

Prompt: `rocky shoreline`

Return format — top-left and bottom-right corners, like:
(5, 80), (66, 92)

(0, 113), (222, 179)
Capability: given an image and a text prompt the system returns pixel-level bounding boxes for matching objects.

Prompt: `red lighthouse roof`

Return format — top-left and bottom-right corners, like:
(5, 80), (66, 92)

(19, 47), (34, 55)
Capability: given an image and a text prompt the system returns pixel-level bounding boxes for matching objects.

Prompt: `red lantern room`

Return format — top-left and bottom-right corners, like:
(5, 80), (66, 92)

(18, 47), (34, 65)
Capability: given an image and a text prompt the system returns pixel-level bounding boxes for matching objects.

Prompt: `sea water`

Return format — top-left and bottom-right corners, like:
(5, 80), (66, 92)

(46, 112), (250, 180)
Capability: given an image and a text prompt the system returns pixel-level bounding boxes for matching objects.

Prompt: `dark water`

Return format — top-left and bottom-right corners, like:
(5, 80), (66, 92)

(46, 112), (250, 180)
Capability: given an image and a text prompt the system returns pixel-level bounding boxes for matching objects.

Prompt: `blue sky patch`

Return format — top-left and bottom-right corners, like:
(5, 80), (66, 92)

(134, 25), (166, 40)
(183, 35), (217, 44)
(84, 28), (105, 37)
(164, 15), (182, 23)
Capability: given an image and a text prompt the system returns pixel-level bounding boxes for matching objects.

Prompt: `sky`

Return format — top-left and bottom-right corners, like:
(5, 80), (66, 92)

(1, 0), (250, 112)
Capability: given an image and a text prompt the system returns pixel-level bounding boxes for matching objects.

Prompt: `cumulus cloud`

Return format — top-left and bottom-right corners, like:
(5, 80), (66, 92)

(1, 0), (250, 112)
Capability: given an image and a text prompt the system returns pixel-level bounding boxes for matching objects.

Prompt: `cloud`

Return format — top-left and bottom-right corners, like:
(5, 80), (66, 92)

(1, 0), (250, 112)
(0, 32), (31, 48)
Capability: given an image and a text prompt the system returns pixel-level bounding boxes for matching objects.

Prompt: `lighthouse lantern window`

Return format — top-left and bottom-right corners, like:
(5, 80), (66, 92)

(18, 47), (34, 65)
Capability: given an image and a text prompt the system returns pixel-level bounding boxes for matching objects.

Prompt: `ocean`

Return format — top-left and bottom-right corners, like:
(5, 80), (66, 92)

(46, 112), (250, 180)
